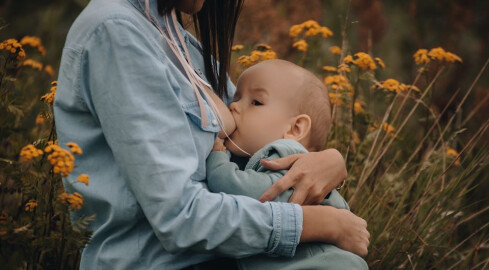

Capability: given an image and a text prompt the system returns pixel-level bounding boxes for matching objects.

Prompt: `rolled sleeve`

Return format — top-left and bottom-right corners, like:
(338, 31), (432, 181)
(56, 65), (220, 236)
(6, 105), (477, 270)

(79, 17), (302, 258)
(267, 202), (303, 257)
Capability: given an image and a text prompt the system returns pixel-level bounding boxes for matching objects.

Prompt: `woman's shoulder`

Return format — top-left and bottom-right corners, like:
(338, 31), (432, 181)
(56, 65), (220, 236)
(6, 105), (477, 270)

(64, 0), (157, 51)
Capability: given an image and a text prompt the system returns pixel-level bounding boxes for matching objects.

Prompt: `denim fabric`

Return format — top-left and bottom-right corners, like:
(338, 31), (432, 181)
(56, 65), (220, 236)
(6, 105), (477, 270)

(53, 0), (302, 269)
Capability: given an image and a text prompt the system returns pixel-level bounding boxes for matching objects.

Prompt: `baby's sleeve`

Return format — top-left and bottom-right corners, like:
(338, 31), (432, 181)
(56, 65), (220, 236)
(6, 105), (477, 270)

(206, 151), (284, 200)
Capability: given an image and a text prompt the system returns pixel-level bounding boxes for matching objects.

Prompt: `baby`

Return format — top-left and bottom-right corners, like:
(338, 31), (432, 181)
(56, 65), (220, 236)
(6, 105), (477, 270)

(206, 59), (368, 269)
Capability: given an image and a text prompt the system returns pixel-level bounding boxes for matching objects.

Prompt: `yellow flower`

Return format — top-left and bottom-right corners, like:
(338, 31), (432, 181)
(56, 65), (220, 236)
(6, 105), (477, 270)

(329, 46), (342, 55)
(41, 81), (57, 105)
(293, 39), (308, 52)
(354, 52), (376, 70)
(446, 147), (461, 166)
(77, 174), (90, 186)
(0, 38), (26, 61)
(59, 192), (84, 211)
(319, 26), (333, 39)
(337, 63), (351, 73)
(374, 57), (385, 69)
(382, 123), (395, 137)
(305, 27), (320, 37)
(444, 52), (462, 63)
(354, 101), (365, 114)
(44, 65), (54, 77)
(343, 55), (354, 64)
(25, 200), (38, 212)
(302, 20), (320, 29)
(22, 59), (43, 71)
(290, 20), (333, 39)
(20, 144), (43, 162)
(232, 44), (244, 51)
(237, 46), (277, 68)
(329, 92), (344, 106)
(322, 66), (337, 72)
(35, 114), (46, 125)
(44, 144), (75, 177)
(399, 83), (420, 92)
(380, 79), (401, 93)
(20, 36), (46, 56)
(289, 24), (304, 38)
(428, 47), (446, 61)
(66, 142), (83, 155)
(324, 75), (353, 92)
(413, 49), (430, 65)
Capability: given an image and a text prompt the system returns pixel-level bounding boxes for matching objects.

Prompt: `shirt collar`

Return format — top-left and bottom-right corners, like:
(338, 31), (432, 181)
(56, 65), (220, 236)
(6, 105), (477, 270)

(126, 0), (166, 29)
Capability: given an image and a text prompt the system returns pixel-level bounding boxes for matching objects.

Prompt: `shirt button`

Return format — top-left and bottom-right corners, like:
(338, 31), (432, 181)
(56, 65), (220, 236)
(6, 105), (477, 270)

(211, 119), (218, 126)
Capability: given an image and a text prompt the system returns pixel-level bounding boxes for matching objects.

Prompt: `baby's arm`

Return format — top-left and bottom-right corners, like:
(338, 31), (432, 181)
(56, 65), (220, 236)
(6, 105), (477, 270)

(206, 139), (289, 201)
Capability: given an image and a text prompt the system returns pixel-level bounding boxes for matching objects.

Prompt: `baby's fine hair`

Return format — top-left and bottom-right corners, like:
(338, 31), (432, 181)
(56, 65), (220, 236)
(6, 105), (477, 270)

(296, 68), (332, 152)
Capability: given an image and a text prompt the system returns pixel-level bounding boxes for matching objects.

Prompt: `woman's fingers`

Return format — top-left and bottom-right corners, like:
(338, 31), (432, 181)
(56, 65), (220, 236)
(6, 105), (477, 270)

(259, 154), (303, 171)
(288, 188), (307, 204)
(259, 172), (298, 202)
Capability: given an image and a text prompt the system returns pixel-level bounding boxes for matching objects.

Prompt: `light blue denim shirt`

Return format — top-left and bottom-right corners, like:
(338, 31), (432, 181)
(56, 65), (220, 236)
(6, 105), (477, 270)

(53, 0), (302, 269)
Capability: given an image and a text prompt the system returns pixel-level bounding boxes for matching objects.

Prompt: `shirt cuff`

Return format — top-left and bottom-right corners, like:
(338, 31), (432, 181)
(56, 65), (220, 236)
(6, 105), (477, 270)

(265, 202), (303, 257)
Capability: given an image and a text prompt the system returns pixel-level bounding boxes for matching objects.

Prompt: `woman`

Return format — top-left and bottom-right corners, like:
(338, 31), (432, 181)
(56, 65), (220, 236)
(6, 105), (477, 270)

(54, 0), (369, 269)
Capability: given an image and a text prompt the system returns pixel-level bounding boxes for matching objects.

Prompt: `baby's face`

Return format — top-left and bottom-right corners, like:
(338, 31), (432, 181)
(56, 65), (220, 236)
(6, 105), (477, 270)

(225, 61), (303, 156)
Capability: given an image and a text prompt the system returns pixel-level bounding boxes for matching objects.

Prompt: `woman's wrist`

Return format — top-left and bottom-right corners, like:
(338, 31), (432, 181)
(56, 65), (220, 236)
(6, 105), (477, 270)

(300, 205), (339, 243)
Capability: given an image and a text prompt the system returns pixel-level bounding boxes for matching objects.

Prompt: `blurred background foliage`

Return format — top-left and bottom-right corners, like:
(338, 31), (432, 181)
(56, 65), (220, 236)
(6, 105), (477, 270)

(1, 0), (488, 269)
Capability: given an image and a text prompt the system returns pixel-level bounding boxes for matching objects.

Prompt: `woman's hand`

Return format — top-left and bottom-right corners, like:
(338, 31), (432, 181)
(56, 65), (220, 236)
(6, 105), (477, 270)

(258, 148), (347, 205)
(301, 206), (370, 257)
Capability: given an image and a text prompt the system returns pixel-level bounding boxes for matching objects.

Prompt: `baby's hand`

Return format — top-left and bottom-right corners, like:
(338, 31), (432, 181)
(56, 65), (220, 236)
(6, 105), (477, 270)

(212, 137), (227, 152)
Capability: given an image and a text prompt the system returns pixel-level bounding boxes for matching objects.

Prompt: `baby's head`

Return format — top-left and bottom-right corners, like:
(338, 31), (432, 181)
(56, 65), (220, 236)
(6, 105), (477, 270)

(225, 59), (331, 156)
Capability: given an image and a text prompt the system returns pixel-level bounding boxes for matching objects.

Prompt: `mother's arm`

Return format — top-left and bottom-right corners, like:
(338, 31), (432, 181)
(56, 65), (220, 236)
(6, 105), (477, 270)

(259, 150), (370, 256)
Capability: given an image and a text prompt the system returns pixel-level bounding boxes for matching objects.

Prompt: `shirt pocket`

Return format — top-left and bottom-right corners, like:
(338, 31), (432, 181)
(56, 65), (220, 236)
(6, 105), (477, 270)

(181, 100), (220, 181)
(181, 100), (221, 133)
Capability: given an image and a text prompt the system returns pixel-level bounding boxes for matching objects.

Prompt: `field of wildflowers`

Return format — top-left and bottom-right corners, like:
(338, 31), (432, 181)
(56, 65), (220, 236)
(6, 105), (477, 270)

(1, 0), (488, 269)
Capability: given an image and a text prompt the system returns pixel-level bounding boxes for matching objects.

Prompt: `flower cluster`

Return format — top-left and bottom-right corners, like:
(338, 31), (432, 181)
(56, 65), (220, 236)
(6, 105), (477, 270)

(41, 81), (57, 105)
(22, 59), (43, 71)
(289, 20), (333, 39)
(237, 44), (277, 68)
(329, 92), (344, 106)
(20, 144), (43, 162)
(24, 200), (38, 212)
(0, 39), (26, 61)
(372, 79), (420, 94)
(322, 65), (337, 72)
(45, 144), (75, 177)
(232, 45), (244, 51)
(59, 192), (83, 211)
(413, 47), (462, 65)
(77, 174), (89, 186)
(66, 142), (83, 155)
(289, 20), (333, 52)
(324, 75), (354, 91)
(354, 100), (365, 114)
(342, 53), (385, 71)
(292, 39), (308, 52)
(20, 36), (46, 56)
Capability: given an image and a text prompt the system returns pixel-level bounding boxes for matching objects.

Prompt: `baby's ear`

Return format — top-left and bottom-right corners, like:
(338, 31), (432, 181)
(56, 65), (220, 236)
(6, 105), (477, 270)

(283, 114), (312, 142)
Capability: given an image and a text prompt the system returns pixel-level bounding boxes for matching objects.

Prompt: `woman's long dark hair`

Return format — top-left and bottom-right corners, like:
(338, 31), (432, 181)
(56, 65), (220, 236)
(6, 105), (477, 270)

(157, 0), (244, 99)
